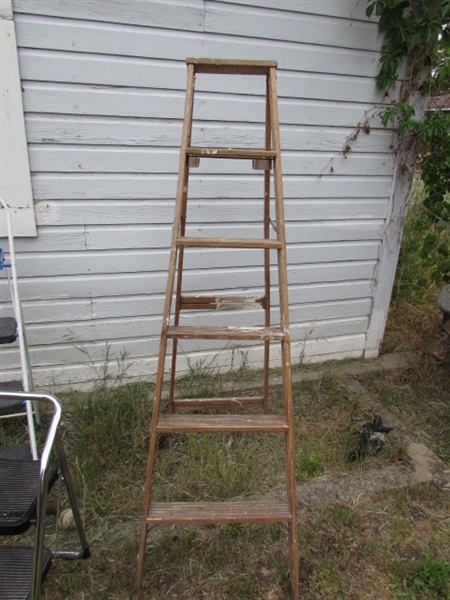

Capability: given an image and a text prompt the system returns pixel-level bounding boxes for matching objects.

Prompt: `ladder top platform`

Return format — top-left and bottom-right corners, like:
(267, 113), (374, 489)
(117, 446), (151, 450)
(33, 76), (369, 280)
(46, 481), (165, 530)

(186, 57), (277, 74)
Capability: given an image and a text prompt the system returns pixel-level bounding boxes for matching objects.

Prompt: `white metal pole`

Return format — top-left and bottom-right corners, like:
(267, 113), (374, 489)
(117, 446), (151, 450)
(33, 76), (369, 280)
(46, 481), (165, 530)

(0, 198), (38, 459)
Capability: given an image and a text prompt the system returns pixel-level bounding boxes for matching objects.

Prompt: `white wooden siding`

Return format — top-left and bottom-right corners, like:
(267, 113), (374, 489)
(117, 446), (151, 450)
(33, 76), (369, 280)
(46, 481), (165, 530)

(0, 1), (36, 236)
(0, 0), (406, 388)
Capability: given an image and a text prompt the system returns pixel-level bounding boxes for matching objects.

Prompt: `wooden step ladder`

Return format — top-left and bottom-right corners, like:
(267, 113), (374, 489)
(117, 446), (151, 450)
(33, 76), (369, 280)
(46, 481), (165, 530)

(134, 58), (298, 599)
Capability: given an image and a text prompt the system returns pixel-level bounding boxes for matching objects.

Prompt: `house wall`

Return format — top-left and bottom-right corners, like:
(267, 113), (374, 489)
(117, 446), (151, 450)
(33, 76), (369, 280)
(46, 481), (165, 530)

(0, 0), (407, 389)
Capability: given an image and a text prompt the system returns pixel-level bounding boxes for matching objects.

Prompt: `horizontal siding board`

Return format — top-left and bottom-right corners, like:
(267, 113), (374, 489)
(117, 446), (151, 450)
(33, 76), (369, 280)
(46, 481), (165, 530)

(20, 293), (372, 326)
(21, 313), (369, 346)
(34, 199), (388, 226)
(212, 1), (371, 20)
(81, 221), (385, 250)
(20, 334), (365, 387)
(90, 296), (372, 322)
(2, 329), (365, 370)
(28, 146), (394, 177)
(18, 49), (384, 103)
(11, 243), (380, 278)
(297, 334), (366, 360)
(204, 3), (379, 51)
(24, 115), (394, 153)
(2, 338), (160, 370)
(1, 330), (369, 380)
(3, 261), (376, 302)
(3, 227), (87, 252)
(13, 0), (205, 31)
(14, 0), (378, 50)
(11, 223), (385, 253)
(21, 299), (93, 323)
(23, 85), (383, 129)
(14, 14), (380, 78)
(30, 174), (393, 200)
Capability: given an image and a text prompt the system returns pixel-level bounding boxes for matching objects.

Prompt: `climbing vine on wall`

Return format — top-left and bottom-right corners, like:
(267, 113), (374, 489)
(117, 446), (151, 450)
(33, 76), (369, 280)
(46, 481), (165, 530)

(367, 0), (450, 283)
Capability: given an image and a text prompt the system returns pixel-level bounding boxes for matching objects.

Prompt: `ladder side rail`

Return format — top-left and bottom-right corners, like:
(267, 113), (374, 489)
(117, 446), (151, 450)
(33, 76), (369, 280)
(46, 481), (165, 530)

(134, 63), (196, 597)
(168, 102), (195, 413)
(263, 74), (272, 414)
(0, 198), (39, 460)
(268, 67), (299, 599)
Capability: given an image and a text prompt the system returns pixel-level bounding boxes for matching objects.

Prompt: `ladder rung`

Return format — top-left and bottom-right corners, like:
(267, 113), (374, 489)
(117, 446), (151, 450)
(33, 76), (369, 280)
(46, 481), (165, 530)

(157, 414), (288, 433)
(187, 57), (277, 75)
(186, 147), (277, 160)
(147, 501), (292, 524)
(177, 237), (282, 249)
(173, 396), (264, 412)
(166, 325), (284, 341)
(180, 294), (265, 310)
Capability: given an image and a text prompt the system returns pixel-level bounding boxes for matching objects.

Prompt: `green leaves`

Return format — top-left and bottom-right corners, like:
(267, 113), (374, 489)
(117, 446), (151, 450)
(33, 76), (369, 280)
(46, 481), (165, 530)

(367, 1), (450, 289)
(367, 0), (448, 92)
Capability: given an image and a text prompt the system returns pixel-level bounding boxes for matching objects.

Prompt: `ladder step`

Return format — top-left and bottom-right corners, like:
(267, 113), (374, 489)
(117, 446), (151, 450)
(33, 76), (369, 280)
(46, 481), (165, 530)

(166, 325), (285, 341)
(0, 459), (59, 535)
(0, 383), (25, 416)
(0, 546), (52, 600)
(157, 414), (288, 432)
(187, 57), (277, 75)
(177, 237), (282, 249)
(147, 500), (292, 524)
(0, 316), (17, 344)
(173, 396), (264, 412)
(180, 294), (265, 310)
(186, 147), (277, 160)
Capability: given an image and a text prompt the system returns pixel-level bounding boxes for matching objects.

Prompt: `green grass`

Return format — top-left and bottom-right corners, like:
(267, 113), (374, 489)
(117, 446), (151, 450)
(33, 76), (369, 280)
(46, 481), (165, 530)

(359, 360), (450, 465)
(391, 550), (450, 599)
(12, 368), (411, 600)
(0, 356), (443, 600)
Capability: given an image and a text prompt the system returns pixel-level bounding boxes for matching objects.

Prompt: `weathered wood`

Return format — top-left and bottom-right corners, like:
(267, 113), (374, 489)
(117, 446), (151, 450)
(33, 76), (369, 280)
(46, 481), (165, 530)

(146, 501), (292, 524)
(179, 294), (265, 310)
(15, 11), (379, 77)
(31, 173), (393, 201)
(18, 50), (385, 102)
(134, 62), (196, 596)
(157, 414), (288, 433)
(186, 147), (276, 159)
(14, 1), (379, 52)
(187, 57), (277, 75)
(33, 198), (389, 226)
(176, 237), (282, 249)
(252, 158), (272, 171)
(172, 396), (264, 411)
(188, 156), (200, 168)
(23, 91), (386, 129)
(29, 146), (394, 177)
(166, 325), (285, 341)
(212, 0), (370, 20)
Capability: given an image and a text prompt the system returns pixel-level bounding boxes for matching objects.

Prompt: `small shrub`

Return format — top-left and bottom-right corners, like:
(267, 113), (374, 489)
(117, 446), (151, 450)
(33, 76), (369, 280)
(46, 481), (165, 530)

(392, 551), (450, 598)
(296, 450), (324, 479)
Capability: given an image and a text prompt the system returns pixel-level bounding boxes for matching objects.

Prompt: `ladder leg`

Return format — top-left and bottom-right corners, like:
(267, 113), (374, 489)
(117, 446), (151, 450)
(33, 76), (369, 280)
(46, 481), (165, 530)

(169, 163), (191, 413)
(269, 66), (299, 599)
(283, 340), (299, 600)
(133, 335), (168, 598)
(263, 75), (272, 414)
(134, 63), (196, 598)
